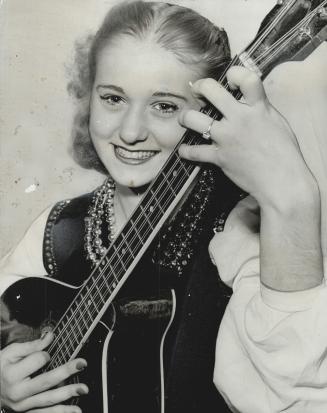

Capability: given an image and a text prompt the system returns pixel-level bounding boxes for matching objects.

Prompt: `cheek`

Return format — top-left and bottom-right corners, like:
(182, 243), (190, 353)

(152, 120), (186, 150)
(89, 109), (117, 142)
(89, 119), (106, 141)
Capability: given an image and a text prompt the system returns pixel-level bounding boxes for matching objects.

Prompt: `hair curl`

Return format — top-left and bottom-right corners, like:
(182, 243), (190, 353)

(67, 1), (231, 173)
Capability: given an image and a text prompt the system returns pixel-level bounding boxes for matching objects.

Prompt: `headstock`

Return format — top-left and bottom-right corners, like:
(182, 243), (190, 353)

(238, 0), (327, 79)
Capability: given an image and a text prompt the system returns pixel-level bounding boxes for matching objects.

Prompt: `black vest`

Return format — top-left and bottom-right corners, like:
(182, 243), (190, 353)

(42, 176), (238, 412)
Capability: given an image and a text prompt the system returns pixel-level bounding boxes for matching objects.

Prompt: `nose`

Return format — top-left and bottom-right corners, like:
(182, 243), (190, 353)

(119, 106), (148, 145)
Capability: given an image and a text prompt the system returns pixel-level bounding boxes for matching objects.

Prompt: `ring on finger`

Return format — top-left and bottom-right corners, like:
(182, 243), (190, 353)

(202, 118), (215, 140)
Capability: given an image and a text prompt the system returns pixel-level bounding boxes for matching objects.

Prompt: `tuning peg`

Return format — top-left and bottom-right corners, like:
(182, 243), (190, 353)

(298, 26), (312, 37)
(318, 6), (327, 18)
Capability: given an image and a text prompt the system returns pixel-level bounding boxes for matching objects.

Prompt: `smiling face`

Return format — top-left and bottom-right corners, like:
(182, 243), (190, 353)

(89, 35), (202, 188)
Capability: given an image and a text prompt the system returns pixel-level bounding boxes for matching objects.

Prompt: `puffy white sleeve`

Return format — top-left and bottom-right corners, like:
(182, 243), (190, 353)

(209, 198), (327, 413)
(0, 207), (52, 295)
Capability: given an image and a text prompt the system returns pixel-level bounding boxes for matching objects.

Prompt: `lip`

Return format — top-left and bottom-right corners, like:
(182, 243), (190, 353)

(113, 145), (160, 165)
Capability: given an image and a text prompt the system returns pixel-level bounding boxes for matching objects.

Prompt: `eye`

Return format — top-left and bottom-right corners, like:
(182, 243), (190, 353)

(100, 94), (125, 106)
(152, 102), (179, 116)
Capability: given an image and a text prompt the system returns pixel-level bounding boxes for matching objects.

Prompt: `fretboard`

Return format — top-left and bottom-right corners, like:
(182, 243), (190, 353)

(46, 130), (206, 368)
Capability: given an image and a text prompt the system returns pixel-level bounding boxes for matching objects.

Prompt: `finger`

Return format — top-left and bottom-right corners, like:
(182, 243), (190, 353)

(3, 333), (54, 362)
(226, 66), (267, 106)
(190, 78), (237, 118)
(179, 143), (221, 166)
(10, 351), (50, 381)
(28, 405), (81, 413)
(179, 110), (223, 142)
(12, 383), (88, 412)
(17, 359), (87, 398)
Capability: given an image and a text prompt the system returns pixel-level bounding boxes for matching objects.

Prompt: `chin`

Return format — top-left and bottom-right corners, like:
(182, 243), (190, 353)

(106, 156), (166, 189)
(108, 168), (155, 189)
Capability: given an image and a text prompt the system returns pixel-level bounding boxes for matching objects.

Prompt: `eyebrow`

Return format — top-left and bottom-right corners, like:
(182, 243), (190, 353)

(97, 84), (124, 94)
(152, 92), (187, 102)
(97, 85), (187, 101)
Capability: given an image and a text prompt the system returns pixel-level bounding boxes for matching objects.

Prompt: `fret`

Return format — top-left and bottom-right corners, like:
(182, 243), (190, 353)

(100, 270), (114, 295)
(49, 354), (65, 370)
(121, 232), (136, 259)
(61, 326), (78, 351)
(72, 295), (90, 331)
(180, 160), (193, 176)
(81, 296), (96, 324)
(139, 204), (156, 230)
(114, 252), (128, 273)
(60, 347), (72, 364)
(145, 188), (165, 214)
(49, 358), (61, 370)
(73, 315), (84, 339)
(66, 300), (82, 326)
(164, 161), (191, 190)
(171, 161), (188, 178)
(53, 333), (71, 359)
(90, 294), (100, 313)
(86, 274), (105, 305)
(161, 174), (177, 197)
(94, 283), (106, 305)
(67, 325), (81, 349)
(116, 230), (138, 256)
(128, 218), (145, 244)
(105, 258), (122, 285)
(60, 313), (81, 345)
(110, 243), (129, 272)
(104, 261), (120, 289)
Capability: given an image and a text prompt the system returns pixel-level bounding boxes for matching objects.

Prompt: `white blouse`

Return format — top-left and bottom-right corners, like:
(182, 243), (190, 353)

(210, 198), (327, 413)
(2, 198), (327, 413)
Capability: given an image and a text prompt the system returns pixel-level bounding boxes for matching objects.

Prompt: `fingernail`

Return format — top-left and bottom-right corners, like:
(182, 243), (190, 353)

(76, 360), (87, 371)
(188, 81), (193, 87)
(77, 385), (89, 395)
(40, 331), (50, 340)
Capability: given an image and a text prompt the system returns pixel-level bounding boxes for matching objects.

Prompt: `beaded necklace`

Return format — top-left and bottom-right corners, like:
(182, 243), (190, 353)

(84, 178), (116, 265)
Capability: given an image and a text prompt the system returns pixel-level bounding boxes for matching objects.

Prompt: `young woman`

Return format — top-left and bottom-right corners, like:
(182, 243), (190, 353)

(0, 1), (322, 413)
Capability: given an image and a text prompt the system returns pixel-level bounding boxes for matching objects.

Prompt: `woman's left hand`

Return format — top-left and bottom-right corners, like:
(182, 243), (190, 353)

(178, 66), (314, 210)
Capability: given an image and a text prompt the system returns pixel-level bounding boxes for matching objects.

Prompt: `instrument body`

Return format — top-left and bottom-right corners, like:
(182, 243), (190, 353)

(1, 275), (175, 413)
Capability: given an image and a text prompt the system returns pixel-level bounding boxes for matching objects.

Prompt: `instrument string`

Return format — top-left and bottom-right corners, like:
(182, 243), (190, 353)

(251, 5), (324, 68)
(49, 167), (190, 365)
(215, 0), (296, 83)
(218, 3), (326, 102)
(255, 1), (327, 68)
(47, 150), (197, 365)
(245, 0), (298, 56)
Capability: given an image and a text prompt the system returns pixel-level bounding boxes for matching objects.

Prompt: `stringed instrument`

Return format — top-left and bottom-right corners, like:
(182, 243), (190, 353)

(1, 1), (327, 412)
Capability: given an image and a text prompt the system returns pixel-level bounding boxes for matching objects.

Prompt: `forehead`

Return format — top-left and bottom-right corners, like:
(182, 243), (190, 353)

(94, 36), (201, 94)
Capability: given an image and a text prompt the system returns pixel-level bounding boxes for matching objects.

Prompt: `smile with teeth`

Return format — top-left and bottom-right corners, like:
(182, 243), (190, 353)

(114, 145), (159, 163)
